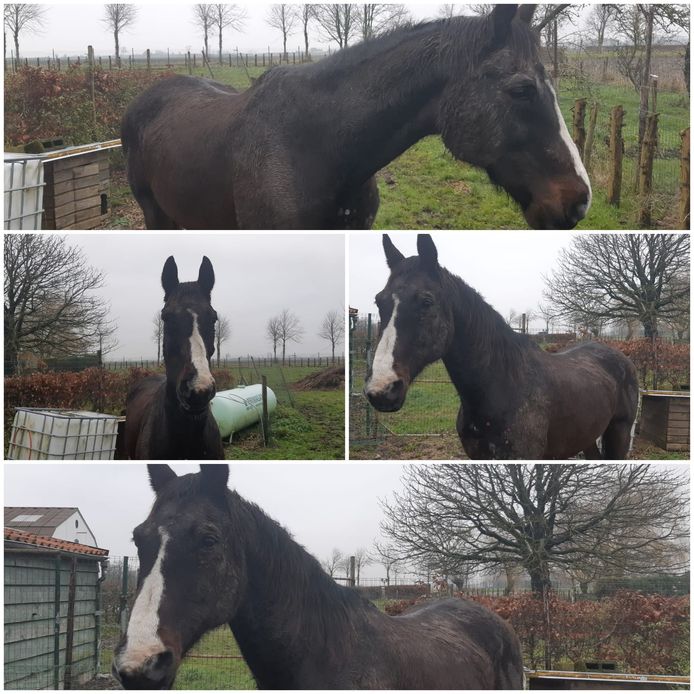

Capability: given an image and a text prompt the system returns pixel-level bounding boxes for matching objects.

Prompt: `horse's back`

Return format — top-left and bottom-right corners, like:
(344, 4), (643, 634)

(124, 375), (165, 459)
(394, 598), (523, 689)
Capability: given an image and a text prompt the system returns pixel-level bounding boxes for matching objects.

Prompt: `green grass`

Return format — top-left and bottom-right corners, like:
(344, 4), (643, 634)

(225, 390), (344, 460)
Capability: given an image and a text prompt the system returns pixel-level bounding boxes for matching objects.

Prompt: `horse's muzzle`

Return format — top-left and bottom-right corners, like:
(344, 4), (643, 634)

(178, 380), (216, 414)
(364, 379), (406, 412)
(112, 650), (177, 690)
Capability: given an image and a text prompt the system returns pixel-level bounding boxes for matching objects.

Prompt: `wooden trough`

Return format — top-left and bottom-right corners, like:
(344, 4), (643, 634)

(639, 390), (690, 452)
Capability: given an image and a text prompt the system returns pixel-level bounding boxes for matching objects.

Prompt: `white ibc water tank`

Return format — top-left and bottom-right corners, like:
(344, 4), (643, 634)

(210, 384), (278, 439)
(4, 155), (45, 230)
(8, 408), (119, 460)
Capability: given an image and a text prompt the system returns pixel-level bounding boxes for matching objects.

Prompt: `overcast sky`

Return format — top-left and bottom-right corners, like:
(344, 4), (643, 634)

(349, 231), (576, 332)
(15, 2), (602, 59)
(18, 3), (441, 57)
(67, 233), (345, 360)
(4, 462), (405, 578)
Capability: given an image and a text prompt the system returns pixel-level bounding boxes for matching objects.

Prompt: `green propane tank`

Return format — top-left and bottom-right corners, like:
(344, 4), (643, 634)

(210, 384), (277, 439)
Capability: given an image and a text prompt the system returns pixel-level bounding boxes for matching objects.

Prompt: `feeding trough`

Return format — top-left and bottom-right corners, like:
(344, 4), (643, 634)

(7, 408), (119, 460)
(210, 384), (277, 441)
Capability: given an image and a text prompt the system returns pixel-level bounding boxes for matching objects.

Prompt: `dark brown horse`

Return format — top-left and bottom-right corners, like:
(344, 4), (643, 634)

(112, 465), (524, 689)
(365, 235), (639, 460)
(122, 5), (590, 230)
(124, 258), (223, 460)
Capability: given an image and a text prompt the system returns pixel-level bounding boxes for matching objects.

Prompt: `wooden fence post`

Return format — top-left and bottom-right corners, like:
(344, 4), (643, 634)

(261, 376), (270, 445)
(637, 112), (659, 228)
(146, 48), (150, 71)
(583, 102), (599, 169)
(607, 105), (624, 206)
(679, 127), (690, 229)
(572, 98), (587, 159)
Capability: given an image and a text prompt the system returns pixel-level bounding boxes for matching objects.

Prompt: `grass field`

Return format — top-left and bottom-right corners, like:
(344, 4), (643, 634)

(98, 63), (688, 231)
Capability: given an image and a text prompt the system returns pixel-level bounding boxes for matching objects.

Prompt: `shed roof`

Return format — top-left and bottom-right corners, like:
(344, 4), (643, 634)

(4, 527), (108, 557)
(5, 506), (79, 537)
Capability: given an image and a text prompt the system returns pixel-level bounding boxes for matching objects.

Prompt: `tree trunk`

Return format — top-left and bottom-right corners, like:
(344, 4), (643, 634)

(114, 30), (120, 67)
(218, 31), (223, 65)
(14, 30), (19, 63)
(283, 32), (288, 61)
(282, 339), (286, 365)
(304, 24), (309, 59)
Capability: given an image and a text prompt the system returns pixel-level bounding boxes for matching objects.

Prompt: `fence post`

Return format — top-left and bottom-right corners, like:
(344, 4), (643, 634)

(679, 128), (690, 230)
(637, 112), (658, 228)
(572, 98), (587, 159)
(349, 556), (356, 587)
(146, 48), (150, 71)
(53, 556), (62, 690)
(583, 102), (599, 169)
(63, 557), (78, 689)
(261, 376), (270, 445)
(607, 105), (624, 206)
(119, 557), (129, 636)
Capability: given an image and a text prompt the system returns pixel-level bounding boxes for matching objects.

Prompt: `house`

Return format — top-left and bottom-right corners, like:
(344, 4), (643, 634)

(4, 507), (98, 547)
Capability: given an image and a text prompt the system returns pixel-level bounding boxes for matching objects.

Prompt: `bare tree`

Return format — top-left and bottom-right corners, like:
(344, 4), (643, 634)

(266, 316), (281, 362)
(438, 4), (466, 19)
(192, 3), (214, 60)
(381, 464), (689, 598)
(318, 310), (344, 361)
(4, 235), (113, 374)
(312, 4), (357, 49)
(585, 4), (618, 51)
(299, 4), (313, 58)
(355, 4), (410, 42)
(273, 308), (304, 364)
(210, 4), (247, 65)
(102, 4), (137, 67)
(353, 547), (372, 585)
(266, 4), (298, 60)
(4, 4), (45, 62)
(536, 302), (559, 334)
(322, 548), (344, 577)
(371, 541), (402, 586)
(214, 314), (231, 367)
(152, 311), (163, 365)
(544, 234), (690, 339)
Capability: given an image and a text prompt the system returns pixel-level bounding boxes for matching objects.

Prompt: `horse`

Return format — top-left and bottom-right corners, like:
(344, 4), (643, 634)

(364, 235), (639, 460)
(112, 465), (524, 690)
(122, 5), (590, 231)
(123, 257), (224, 460)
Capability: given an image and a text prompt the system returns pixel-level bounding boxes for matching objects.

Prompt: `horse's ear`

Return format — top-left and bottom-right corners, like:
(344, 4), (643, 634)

(517, 5), (536, 25)
(383, 235), (405, 270)
(161, 256), (179, 299)
(490, 4), (518, 44)
(148, 465), (177, 494)
(417, 234), (439, 274)
(198, 256), (215, 297)
(200, 464), (229, 496)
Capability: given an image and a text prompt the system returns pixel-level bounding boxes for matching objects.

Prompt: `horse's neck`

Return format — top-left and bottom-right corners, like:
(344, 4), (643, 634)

(230, 502), (368, 686)
(308, 29), (445, 184)
(442, 280), (525, 407)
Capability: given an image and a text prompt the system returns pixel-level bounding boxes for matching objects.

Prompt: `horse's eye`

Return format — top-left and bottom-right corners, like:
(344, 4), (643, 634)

(201, 535), (218, 548)
(419, 293), (435, 308)
(507, 81), (537, 100)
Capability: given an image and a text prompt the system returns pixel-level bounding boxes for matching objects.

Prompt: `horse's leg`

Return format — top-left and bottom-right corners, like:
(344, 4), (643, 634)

(601, 418), (634, 460)
(333, 177), (381, 229)
(134, 189), (180, 230)
(581, 440), (603, 459)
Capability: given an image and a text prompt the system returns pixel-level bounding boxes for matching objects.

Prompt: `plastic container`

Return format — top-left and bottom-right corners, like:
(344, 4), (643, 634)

(4, 155), (45, 230)
(210, 384), (278, 439)
(7, 408), (119, 460)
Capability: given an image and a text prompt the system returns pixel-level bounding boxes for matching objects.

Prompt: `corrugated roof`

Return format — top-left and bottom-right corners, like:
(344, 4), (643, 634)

(5, 506), (78, 536)
(4, 527), (108, 557)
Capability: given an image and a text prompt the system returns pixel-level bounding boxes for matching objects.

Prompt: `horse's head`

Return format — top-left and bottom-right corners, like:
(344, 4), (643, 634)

(113, 465), (240, 689)
(364, 234), (453, 412)
(439, 5), (591, 229)
(160, 256), (217, 413)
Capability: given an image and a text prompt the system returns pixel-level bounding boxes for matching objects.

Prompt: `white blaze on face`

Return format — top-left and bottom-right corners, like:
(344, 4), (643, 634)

(546, 79), (592, 212)
(367, 295), (400, 393)
(118, 529), (169, 671)
(188, 310), (215, 392)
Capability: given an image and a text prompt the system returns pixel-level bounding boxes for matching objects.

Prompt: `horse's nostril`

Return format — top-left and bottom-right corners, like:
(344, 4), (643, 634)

(147, 649), (175, 679)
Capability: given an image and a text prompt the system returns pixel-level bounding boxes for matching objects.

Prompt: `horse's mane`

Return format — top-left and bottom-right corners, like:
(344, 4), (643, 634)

(441, 267), (538, 374)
